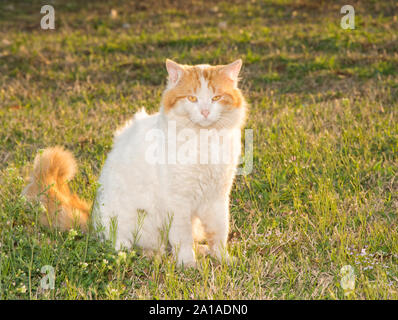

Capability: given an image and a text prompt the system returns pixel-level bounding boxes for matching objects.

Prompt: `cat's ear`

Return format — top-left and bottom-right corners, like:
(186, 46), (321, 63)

(221, 59), (242, 83)
(166, 59), (184, 86)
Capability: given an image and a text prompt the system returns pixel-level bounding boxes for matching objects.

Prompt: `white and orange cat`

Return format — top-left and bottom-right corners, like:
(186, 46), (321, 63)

(23, 59), (247, 268)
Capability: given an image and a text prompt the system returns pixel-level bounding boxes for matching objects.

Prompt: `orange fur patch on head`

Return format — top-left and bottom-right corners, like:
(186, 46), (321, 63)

(162, 61), (244, 112)
(203, 65), (244, 109)
(163, 65), (201, 112)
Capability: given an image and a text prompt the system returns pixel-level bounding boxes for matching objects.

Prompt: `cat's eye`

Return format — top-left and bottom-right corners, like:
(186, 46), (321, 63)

(212, 95), (221, 102)
(187, 96), (198, 103)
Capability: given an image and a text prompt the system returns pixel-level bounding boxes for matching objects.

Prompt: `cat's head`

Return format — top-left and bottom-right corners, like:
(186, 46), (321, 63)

(161, 59), (246, 129)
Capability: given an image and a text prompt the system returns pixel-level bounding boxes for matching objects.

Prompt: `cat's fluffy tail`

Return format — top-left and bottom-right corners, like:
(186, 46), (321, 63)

(23, 146), (91, 232)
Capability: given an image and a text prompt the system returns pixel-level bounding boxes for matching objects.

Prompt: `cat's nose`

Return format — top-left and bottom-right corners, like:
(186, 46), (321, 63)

(201, 109), (210, 118)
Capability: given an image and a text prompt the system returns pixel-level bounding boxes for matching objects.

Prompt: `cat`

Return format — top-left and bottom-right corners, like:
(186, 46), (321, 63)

(23, 59), (247, 268)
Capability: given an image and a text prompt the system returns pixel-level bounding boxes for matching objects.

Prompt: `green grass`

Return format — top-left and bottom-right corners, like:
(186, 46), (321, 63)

(0, 0), (397, 299)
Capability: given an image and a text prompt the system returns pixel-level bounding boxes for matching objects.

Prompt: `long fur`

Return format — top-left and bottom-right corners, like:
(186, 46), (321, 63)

(93, 59), (246, 267)
(23, 147), (90, 232)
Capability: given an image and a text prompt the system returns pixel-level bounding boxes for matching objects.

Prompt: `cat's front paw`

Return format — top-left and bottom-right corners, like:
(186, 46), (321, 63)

(174, 247), (197, 269)
(176, 253), (197, 269)
(178, 259), (197, 269)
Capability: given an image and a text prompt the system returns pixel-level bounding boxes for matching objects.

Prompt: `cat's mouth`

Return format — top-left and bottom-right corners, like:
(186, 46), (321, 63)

(192, 117), (217, 128)
(197, 119), (213, 127)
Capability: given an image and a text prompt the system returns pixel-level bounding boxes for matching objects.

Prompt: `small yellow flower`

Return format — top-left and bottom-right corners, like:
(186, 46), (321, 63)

(68, 229), (78, 240)
(116, 251), (127, 264)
